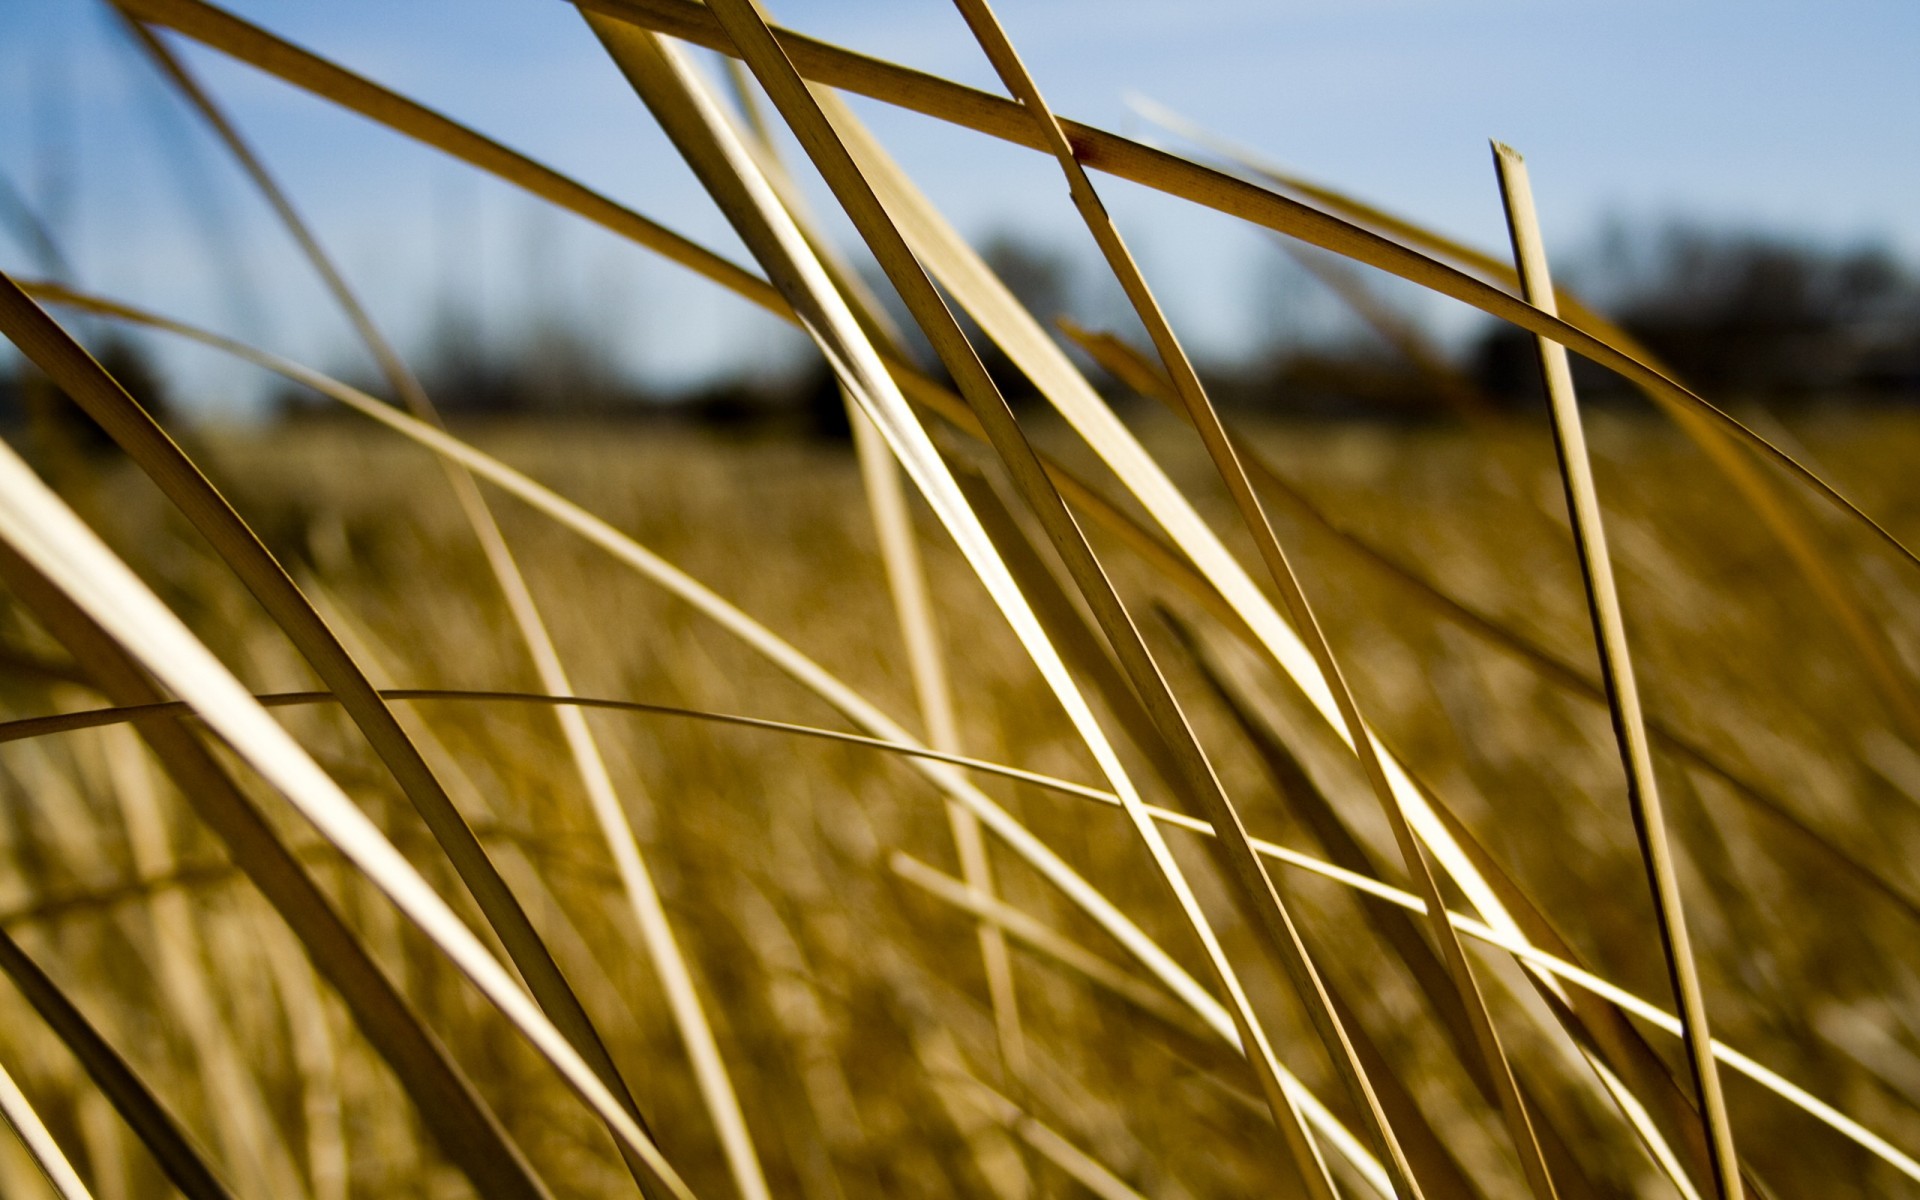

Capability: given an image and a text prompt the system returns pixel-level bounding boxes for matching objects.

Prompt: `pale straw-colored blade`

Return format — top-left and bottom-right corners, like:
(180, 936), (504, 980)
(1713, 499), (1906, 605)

(1493, 142), (1741, 1200)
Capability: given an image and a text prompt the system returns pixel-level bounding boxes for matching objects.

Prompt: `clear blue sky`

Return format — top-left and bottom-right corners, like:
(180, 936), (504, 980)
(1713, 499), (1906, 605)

(3, 0), (1917, 416)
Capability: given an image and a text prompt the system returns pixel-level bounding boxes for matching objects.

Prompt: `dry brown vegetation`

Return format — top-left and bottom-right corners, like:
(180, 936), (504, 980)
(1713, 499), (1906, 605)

(1, 2), (1918, 1198)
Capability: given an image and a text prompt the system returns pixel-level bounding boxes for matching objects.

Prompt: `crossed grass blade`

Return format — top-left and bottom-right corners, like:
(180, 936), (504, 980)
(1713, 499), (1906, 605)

(0, 397), (697, 1200)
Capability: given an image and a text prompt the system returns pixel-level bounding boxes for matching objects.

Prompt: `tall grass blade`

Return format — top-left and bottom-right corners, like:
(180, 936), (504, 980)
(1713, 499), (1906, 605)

(1133, 98), (1920, 743)
(0, 272), (660, 1193)
(0, 545), (558, 1200)
(946, 5), (1554, 1193)
(1494, 143), (1742, 1200)
(0, 924), (235, 1200)
(0, 423), (697, 1200)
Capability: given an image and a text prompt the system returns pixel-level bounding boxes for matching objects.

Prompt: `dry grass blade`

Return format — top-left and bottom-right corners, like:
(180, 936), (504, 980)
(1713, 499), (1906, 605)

(0, 547), (557, 1200)
(0, 925), (235, 1200)
(713, 72), (1028, 1095)
(1494, 142), (1742, 1200)
(1132, 99), (1920, 743)
(1063, 320), (1920, 929)
(0, 419), (696, 1200)
(946, 4), (1554, 1194)
(2, 680), (1910, 1182)
(87, 25), (730, 1197)
(691, 2), (1394, 1191)
(0, 1059), (93, 1200)
(113, 0), (785, 318)
(0, 272), (650, 1196)
(572, 0), (1919, 578)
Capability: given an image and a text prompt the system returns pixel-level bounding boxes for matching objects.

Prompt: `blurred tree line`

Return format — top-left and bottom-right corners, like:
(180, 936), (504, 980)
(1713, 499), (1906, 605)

(6, 218), (1920, 441)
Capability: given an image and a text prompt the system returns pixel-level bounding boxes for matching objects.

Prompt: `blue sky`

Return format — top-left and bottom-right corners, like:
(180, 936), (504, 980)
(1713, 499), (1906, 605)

(3, 0), (1917, 416)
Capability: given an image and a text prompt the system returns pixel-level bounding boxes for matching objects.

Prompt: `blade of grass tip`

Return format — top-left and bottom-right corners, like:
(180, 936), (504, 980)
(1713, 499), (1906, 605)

(684, 3), (1371, 1191)
(0, 425), (698, 1200)
(1494, 140), (1742, 1200)
(100, 725), (312, 1200)
(574, 0), (1920, 580)
(120, 22), (713, 1195)
(6, 285), (1391, 1197)
(1133, 101), (1920, 745)
(0, 273), (653, 1198)
(0, 1059), (92, 1200)
(950, 5), (1554, 1195)
(0, 547), (559, 1200)
(1065, 320), (1920, 933)
(0, 924), (235, 1200)
(719, 79), (1028, 1095)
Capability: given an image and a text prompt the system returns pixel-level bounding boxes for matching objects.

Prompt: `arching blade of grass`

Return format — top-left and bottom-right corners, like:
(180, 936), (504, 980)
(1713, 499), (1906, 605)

(945, 5), (1555, 1194)
(713, 79), (1029, 1098)
(590, 20), (1342, 1190)
(113, 0), (785, 318)
(1062, 319), (1920, 928)
(0, 1058), (93, 1200)
(1135, 98), (1920, 743)
(112, 20), (731, 1198)
(2, 673), (1908, 1184)
(0, 924), (235, 1200)
(0, 548), (558, 1200)
(114, 0), (1918, 591)
(72, 288), (1388, 1192)
(1495, 143), (1742, 1200)
(568, 0), (1920, 579)
(0, 273), (657, 1195)
(0, 420), (697, 1200)
(690, 2), (1413, 1189)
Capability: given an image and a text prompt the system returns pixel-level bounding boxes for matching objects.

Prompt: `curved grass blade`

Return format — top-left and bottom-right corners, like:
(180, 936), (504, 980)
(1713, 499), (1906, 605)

(566, 0), (1919, 577)
(2, 679), (1907, 1184)
(0, 925), (235, 1200)
(0, 416), (697, 1200)
(946, 5), (1555, 1193)
(1062, 320), (1920, 928)
(1495, 143), (1741, 1200)
(1133, 99), (1920, 742)
(0, 547), (558, 1200)
(0, 272), (651, 1196)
